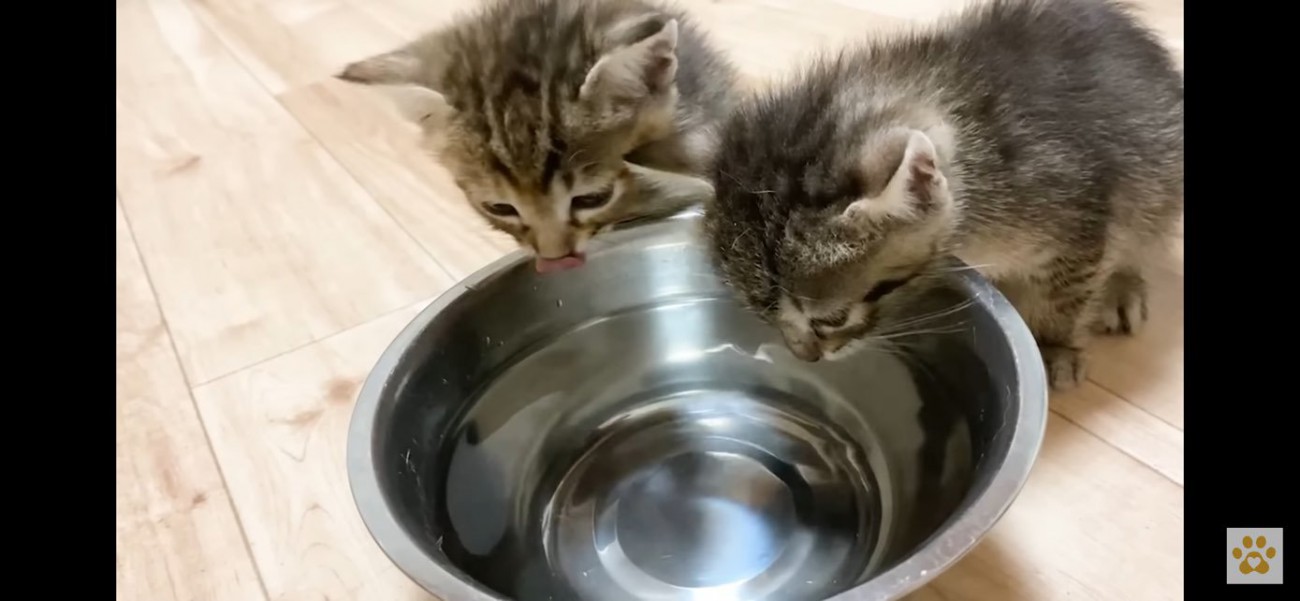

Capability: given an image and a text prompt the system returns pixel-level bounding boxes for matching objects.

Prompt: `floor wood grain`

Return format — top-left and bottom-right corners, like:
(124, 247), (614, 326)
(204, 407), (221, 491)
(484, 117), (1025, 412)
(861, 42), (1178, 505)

(191, 300), (431, 600)
(116, 199), (267, 601)
(116, 0), (453, 385)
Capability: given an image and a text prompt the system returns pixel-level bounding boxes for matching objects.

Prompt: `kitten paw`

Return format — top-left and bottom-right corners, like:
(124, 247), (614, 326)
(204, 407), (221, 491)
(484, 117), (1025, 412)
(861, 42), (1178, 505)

(1041, 345), (1086, 390)
(1095, 272), (1148, 336)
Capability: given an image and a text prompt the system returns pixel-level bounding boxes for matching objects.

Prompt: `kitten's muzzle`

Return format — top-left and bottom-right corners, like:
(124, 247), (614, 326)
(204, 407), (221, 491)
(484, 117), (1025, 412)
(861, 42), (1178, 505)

(780, 327), (823, 362)
(780, 327), (863, 362)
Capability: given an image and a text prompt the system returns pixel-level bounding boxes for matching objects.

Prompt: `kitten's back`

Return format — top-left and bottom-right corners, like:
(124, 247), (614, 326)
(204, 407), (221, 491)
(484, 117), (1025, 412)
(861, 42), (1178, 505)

(716, 0), (1183, 239)
(916, 0), (1184, 234)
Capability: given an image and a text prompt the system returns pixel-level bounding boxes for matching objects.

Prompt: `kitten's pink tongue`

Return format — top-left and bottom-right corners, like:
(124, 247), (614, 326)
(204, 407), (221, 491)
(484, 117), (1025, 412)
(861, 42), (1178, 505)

(535, 253), (586, 273)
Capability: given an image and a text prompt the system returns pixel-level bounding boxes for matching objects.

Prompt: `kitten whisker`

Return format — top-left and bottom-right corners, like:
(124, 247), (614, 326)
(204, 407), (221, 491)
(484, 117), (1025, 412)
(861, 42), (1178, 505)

(730, 230), (748, 251)
(718, 169), (752, 193)
(877, 339), (944, 384)
(928, 263), (995, 274)
(871, 324), (968, 340)
(876, 299), (976, 334)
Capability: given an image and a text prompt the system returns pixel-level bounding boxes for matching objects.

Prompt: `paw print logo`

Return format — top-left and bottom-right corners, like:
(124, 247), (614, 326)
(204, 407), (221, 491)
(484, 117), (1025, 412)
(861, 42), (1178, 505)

(1233, 535), (1278, 575)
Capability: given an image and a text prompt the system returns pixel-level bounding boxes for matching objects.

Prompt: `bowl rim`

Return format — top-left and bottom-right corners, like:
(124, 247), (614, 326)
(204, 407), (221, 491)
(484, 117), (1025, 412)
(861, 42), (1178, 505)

(345, 215), (1049, 601)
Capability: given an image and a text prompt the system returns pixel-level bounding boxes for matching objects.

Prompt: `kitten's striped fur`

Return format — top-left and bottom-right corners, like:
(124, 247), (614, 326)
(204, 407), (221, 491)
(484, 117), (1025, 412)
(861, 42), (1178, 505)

(340, 0), (736, 271)
(703, 0), (1183, 389)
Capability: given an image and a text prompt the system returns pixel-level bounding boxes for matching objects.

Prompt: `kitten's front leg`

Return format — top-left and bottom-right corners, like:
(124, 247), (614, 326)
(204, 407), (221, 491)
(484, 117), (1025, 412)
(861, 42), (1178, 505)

(1093, 266), (1149, 335)
(1019, 255), (1109, 390)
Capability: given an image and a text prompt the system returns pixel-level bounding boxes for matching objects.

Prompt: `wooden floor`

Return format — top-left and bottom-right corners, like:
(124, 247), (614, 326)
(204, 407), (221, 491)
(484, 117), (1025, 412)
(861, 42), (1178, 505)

(115, 1), (1185, 599)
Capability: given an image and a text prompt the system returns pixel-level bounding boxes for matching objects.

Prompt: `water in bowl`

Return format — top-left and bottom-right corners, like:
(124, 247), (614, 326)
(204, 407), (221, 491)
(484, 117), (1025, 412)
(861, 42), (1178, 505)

(428, 296), (977, 601)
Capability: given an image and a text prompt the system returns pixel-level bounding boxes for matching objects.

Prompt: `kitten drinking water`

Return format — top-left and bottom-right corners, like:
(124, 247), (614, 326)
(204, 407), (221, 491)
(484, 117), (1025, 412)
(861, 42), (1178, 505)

(339, 0), (736, 272)
(702, 0), (1183, 389)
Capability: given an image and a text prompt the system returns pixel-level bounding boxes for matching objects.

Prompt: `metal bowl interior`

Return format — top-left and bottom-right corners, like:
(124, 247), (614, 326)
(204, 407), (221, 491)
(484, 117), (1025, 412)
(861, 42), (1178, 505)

(347, 212), (1048, 601)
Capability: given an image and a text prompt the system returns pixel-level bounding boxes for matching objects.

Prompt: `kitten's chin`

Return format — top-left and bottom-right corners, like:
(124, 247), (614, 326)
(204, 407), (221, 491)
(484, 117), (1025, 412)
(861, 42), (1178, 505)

(821, 337), (873, 362)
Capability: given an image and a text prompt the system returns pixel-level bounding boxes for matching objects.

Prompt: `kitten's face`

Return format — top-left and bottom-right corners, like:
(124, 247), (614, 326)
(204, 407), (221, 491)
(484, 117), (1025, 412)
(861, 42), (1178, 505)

(338, 5), (682, 272)
(706, 129), (957, 362)
(770, 229), (946, 362)
(432, 125), (656, 273)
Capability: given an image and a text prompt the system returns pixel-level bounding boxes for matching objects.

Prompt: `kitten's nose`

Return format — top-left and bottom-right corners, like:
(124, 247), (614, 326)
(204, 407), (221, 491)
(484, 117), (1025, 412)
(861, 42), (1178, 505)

(535, 252), (587, 273)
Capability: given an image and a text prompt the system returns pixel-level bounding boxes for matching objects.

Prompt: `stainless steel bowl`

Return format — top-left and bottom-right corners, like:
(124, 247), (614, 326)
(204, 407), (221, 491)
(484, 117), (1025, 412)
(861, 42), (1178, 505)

(347, 211), (1048, 601)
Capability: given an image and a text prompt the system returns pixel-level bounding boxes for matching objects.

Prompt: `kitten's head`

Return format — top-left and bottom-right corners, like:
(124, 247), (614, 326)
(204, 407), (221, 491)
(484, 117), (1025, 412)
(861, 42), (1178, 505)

(338, 0), (683, 272)
(706, 99), (959, 361)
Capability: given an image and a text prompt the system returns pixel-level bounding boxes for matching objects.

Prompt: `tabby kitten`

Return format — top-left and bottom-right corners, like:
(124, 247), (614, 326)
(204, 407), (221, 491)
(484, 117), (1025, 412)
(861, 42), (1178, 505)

(702, 0), (1183, 389)
(338, 0), (735, 272)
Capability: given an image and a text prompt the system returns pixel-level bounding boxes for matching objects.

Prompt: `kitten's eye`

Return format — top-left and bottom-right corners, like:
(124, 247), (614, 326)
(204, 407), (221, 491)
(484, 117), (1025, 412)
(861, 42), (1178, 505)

(864, 278), (909, 303)
(484, 203), (518, 217)
(571, 191), (612, 211)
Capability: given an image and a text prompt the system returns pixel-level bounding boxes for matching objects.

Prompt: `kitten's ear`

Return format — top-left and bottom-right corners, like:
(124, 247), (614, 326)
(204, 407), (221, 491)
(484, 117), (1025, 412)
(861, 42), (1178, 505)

(375, 84), (454, 125)
(625, 163), (715, 217)
(580, 17), (679, 103)
(337, 48), (426, 87)
(336, 40), (454, 125)
(843, 130), (949, 222)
